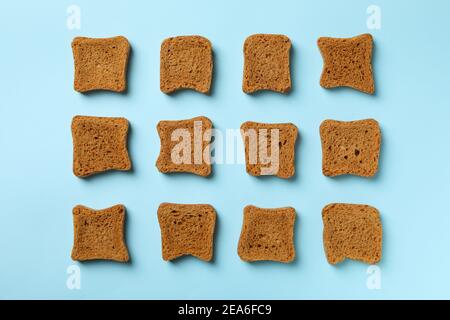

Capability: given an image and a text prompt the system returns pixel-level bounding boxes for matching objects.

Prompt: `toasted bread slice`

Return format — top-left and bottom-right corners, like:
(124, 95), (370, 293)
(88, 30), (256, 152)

(160, 36), (213, 94)
(157, 203), (216, 261)
(238, 205), (296, 263)
(72, 115), (131, 177)
(318, 33), (374, 94)
(71, 204), (129, 262)
(243, 34), (292, 93)
(241, 121), (298, 178)
(322, 203), (382, 264)
(156, 116), (212, 176)
(72, 36), (130, 93)
(320, 119), (381, 177)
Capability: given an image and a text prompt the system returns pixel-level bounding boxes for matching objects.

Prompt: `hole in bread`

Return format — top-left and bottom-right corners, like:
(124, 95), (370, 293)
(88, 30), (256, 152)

(354, 149), (360, 156)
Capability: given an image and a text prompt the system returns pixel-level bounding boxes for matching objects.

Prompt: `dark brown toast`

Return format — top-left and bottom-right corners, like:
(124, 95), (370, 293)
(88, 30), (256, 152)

(156, 116), (212, 176)
(318, 33), (374, 94)
(72, 36), (130, 93)
(320, 119), (381, 177)
(71, 115), (131, 177)
(157, 203), (216, 261)
(160, 36), (213, 94)
(238, 205), (296, 263)
(240, 121), (298, 178)
(71, 204), (129, 262)
(322, 203), (382, 264)
(243, 34), (292, 93)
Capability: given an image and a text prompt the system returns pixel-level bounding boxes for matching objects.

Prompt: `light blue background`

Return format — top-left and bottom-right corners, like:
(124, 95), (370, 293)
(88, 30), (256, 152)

(1, 0), (449, 299)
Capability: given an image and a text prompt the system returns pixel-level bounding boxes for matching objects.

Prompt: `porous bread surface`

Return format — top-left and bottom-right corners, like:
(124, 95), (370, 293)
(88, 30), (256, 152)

(243, 34), (292, 93)
(160, 36), (213, 94)
(238, 205), (296, 263)
(71, 204), (129, 262)
(320, 119), (380, 177)
(157, 203), (216, 261)
(72, 115), (131, 177)
(318, 33), (374, 94)
(156, 116), (212, 176)
(240, 121), (298, 178)
(322, 203), (382, 264)
(72, 36), (130, 93)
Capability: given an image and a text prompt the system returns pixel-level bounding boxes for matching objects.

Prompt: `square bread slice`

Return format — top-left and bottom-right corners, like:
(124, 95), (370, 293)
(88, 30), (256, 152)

(238, 205), (296, 263)
(240, 121), (298, 178)
(157, 203), (216, 261)
(72, 115), (131, 177)
(71, 36), (130, 93)
(320, 119), (381, 177)
(243, 34), (292, 93)
(322, 203), (382, 265)
(71, 204), (129, 262)
(156, 116), (212, 176)
(318, 33), (374, 94)
(160, 36), (213, 94)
